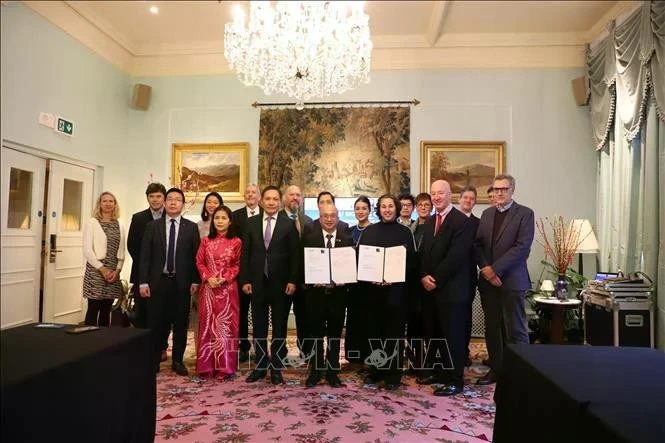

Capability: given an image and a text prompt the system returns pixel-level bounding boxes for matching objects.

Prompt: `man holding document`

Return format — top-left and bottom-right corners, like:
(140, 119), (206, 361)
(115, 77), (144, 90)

(302, 203), (354, 388)
(357, 194), (416, 390)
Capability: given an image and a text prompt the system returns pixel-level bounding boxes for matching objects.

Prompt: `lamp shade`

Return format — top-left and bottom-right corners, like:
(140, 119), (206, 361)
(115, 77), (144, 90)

(571, 219), (599, 253)
(540, 280), (555, 292)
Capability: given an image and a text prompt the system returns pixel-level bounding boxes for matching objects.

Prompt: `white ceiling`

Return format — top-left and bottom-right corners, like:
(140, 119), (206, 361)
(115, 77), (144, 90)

(21, 0), (639, 75)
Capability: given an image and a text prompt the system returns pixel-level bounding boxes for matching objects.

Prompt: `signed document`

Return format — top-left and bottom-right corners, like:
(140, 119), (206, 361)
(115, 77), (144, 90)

(357, 245), (406, 283)
(304, 247), (357, 285)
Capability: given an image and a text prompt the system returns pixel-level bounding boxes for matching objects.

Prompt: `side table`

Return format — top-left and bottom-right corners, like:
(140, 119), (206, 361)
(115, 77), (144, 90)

(533, 296), (582, 344)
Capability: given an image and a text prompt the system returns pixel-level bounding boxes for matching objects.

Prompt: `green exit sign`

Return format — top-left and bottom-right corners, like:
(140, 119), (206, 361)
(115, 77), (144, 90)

(56, 117), (74, 136)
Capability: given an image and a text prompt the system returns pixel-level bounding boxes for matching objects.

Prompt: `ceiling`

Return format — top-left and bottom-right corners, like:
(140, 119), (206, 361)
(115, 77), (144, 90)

(21, 0), (639, 76)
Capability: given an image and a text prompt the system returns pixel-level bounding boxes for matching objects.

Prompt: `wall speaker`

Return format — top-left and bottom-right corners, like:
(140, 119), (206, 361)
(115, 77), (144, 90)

(571, 76), (589, 106)
(131, 84), (152, 111)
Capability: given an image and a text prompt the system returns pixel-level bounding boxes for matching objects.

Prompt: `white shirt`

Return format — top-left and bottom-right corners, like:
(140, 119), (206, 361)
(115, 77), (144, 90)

(436, 202), (454, 222)
(246, 206), (259, 218)
(151, 208), (164, 220)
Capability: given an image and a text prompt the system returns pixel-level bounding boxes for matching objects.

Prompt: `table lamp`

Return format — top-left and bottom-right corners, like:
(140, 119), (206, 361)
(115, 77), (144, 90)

(540, 280), (555, 297)
(571, 219), (599, 276)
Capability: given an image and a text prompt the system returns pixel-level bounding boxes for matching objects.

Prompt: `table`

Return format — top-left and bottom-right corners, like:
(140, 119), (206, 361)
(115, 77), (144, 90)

(1, 324), (156, 443)
(494, 344), (665, 443)
(533, 296), (581, 344)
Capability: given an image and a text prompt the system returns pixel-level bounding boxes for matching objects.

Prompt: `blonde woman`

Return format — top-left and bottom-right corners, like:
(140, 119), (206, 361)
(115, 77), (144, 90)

(82, 192), (126, 326)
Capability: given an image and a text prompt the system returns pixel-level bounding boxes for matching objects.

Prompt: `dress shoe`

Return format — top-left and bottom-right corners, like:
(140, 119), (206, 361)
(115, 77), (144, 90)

(482, 358), (490, 366)
(160, 350), (168, 362)
(326, 372), (345, 388)
(171, 362), (188, 376)
(363, 375), (378, 385)
(270, 370), (284, 385)
(434, 384), (464, 396)
(305, 371), (323, 388)
(238, 350), (250, 363)
(476, 370), (498, 385)
(246, 369), (267, 383)
(384, 382), (401, 391)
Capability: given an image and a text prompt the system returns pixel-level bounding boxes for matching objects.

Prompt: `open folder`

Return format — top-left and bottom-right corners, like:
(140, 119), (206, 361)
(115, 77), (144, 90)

(357, 245), (406, 283)
(304, 246), (357, 285)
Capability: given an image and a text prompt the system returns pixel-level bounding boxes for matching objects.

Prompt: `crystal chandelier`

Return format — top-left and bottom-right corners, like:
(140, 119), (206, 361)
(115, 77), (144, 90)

(224, 1), (372, 106)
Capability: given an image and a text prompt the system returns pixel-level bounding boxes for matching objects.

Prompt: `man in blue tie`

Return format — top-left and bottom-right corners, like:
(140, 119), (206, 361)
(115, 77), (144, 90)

(240, 186), (300, 384)
(139, 188), (201, 375)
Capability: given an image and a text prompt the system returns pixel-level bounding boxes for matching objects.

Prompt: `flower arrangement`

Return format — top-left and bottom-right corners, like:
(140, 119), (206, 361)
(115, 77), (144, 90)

(535, 215), (589, 275)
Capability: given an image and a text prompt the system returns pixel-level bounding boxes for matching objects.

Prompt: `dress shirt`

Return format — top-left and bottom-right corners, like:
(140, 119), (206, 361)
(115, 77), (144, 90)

(497, 200), (514, 213)
(246, 206), (260, 218)
(262, 213), (277, 245)
(163, 215), (181, 274)
(436, 203), (454, 222)
(151, 208), (164, 220)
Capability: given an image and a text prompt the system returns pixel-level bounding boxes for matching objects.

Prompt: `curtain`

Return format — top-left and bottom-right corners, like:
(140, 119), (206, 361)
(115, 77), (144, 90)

(590, 1), (665, 349)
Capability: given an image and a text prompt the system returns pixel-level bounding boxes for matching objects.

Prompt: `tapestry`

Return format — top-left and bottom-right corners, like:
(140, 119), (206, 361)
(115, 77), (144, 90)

(259, 107), (411, 196)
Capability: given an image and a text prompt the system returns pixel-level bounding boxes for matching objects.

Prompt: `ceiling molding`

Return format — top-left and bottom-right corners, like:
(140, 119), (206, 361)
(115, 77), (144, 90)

(22, 0), (132, 72)
(426, 1), (451, 47)
(585, 0), (640, 42)
(64, 0), (137, 55)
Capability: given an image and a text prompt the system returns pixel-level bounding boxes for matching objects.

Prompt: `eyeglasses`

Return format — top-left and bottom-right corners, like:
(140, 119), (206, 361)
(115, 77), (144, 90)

(493, 187), (512, 194)
(320, 214), (338, 220)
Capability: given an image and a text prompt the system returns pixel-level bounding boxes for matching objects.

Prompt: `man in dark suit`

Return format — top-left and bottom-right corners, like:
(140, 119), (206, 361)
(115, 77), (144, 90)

(139, 188), (200, 376)
(127, 183), (172, 360)
(232, 183), (262, 363)
(418, 180), (475, 396)
(314, 191), (349, 233)
(458, 186), (480, 366)
(474, 174), (534, 385)
(280, 184), (313, 358)
(240, 185), (300, 384)
(301, 204), (351, 388)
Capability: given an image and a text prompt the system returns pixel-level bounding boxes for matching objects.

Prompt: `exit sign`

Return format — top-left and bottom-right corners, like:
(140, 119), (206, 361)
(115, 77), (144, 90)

(55, 117), (74, 136)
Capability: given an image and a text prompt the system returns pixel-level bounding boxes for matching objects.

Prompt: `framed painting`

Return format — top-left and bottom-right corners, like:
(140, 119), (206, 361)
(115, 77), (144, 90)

(172, 143), (249, 202)
(420, 141), (505, 204)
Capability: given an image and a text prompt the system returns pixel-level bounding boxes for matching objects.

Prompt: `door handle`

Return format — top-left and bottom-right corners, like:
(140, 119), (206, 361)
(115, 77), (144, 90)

(49, 234), (62, 263)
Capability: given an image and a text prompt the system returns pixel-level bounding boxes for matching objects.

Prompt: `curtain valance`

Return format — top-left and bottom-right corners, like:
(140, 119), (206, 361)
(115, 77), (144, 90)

(588, 1), (665, 150)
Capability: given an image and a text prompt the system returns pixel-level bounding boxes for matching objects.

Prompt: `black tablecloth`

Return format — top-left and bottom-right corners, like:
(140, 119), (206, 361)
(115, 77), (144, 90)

(1, 324), (155, 443)
(494, 344), (665, 443)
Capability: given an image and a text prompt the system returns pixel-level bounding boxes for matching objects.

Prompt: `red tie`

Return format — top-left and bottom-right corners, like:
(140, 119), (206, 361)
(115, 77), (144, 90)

(434, 213), (443, 235)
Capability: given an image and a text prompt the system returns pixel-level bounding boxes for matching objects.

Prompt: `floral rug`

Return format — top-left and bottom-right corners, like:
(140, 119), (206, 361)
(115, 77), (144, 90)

(155, 337), (494, 442)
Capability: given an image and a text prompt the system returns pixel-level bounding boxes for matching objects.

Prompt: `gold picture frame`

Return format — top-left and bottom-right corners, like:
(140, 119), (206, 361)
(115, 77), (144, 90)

(420, 141), (505, 204)
(172, 143), (249, 202)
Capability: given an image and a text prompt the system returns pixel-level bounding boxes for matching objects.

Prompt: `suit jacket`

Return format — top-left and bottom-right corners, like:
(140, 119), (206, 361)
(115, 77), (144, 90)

(473, 202), (534, 292)
(239, 211), (300, 298)
(419, 207), (475, 303)
(301, 222), (354, 283)
(469, 214), (480, 288)
(232, 206), (263, 238)
(139, 216), (201, 291)
(127, 208), (164, 284)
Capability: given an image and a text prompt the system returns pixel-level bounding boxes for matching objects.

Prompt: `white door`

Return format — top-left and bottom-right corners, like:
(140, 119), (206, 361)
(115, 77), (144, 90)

(0, 147), (46, 329)
(42, 160), (94, 324)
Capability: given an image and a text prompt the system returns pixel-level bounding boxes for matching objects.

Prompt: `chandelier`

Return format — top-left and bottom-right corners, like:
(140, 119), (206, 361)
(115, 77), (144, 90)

(224, 1), (372, 106)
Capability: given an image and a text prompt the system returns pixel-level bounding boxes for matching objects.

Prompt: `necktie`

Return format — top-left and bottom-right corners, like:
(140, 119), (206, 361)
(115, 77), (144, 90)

(250, 209), (255, 216)
(434, 213), (442, 236)
(326, 234), (333, 285)
(290, 213), (301, 235)
(167, 219), (176, 274)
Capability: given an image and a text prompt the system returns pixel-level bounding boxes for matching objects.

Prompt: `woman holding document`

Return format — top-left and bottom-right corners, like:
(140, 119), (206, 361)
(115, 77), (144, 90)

(357, 194), (416, 390)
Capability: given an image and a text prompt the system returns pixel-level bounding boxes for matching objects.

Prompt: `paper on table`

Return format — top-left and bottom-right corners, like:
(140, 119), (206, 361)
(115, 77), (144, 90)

(357, 245), (385, 283)
(304, 247), (331, 284)
(383, 245), (406, 283)
(330, 247), (357, 284)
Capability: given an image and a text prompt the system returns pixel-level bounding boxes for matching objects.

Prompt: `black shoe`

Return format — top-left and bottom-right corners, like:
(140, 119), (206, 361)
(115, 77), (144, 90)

(238, 350), (250, 363)
(270, 370), (284, 385)
(416, 374), (442, 385)
(482, 358), (490, 366)
(476, 370), (498, 385)
(171, 362), (188, 376)
(465, 356), (472, 367)
(305, 371), (323, 388)
(384, 382), (401, 390)
(326, 372), (345, 388)
(363, 375), (378, 385)
(434, 384), (464, 396)
(246, 369), (267, 383)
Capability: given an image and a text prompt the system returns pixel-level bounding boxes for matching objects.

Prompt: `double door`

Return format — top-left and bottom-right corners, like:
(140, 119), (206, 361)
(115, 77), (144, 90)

(1, 147), (94, 328)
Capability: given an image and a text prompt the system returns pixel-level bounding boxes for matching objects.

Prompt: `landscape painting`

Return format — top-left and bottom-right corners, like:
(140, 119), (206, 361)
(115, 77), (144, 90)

(258, 107), (410, 197)
(420, 141), (505, 204)
(172, 143), (248, 202)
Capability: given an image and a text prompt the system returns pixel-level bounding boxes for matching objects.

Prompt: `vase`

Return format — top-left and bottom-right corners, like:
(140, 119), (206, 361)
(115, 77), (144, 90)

(555, 274), (569, 301)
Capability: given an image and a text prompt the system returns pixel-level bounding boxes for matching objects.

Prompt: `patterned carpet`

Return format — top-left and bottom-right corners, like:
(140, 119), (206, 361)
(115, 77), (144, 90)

(155, 335), (494, 442)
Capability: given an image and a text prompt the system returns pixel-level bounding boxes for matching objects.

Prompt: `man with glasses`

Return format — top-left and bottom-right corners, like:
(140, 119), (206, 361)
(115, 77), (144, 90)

(473, 174), (534, 385)
(139, 188), (201, 375)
